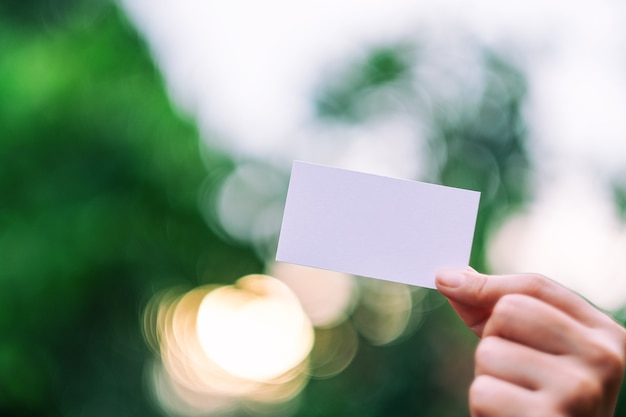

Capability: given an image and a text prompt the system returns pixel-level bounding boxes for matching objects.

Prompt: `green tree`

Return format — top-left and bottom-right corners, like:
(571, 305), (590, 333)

(0, 2), (260, 415)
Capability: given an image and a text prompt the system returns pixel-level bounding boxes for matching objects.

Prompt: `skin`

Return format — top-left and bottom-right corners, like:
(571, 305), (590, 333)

(435, 269), (626, 417)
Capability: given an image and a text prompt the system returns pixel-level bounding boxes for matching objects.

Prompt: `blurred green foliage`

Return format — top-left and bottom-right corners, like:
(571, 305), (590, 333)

(429, 53), (530, 271)
(0, 3), (261, 416)
(315, 45), (414, 123)
(0, 0), (81, 26)
(613, 181), (626, 224)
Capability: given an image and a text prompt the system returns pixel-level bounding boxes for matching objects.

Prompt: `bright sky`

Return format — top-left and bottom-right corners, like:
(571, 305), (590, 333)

(121, 0), (626, 309)
(121, 0), (626, 174)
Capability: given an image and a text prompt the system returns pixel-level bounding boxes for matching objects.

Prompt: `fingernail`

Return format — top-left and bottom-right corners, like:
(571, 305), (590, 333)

(436, 270), (467, 288)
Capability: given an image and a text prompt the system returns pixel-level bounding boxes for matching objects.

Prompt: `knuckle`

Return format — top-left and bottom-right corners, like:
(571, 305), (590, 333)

(591, 336), (624, 375)
(559, 369), (602, 414)
(483, 295), (526, 336)
(492, 294), (524, 319)
(534, 395), (568, 417)
(474, 336), (499, 370)
(581, 328), (626, 382)
(475, 336), (500, 358)
(468, 375), (492, 410)
(471, 273), (490, 301)
(522, 273), (552, 296)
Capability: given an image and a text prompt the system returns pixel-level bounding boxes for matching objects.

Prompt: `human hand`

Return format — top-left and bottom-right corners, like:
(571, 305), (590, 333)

(436, 269), (626, 417)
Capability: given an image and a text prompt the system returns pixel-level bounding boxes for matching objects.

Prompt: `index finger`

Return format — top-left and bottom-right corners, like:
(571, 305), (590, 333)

(436, 270), (607, 332)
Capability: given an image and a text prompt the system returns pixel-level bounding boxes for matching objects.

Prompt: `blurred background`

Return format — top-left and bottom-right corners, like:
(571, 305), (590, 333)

(2, 0), (626, 416)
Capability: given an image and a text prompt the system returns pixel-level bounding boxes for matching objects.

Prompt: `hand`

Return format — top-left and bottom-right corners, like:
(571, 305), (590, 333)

(436, 269), (626, 417)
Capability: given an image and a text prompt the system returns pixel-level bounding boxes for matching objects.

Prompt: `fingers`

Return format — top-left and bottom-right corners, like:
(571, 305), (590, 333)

(469, 375), (537, 417)
(474, 336), (556, 391)
(471, 338), (607, 417)
(437, 269), (626, 417)
(482, 294), (586, 355)
(445, 298), (492, 336)
(435, 269), (600, 336)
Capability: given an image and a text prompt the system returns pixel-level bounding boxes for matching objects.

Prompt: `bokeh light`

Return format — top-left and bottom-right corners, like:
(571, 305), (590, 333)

(143, 263), (435, 415)
(352, 278), (416, 346)
(267, 262), (356, 328)
(144, 275), (314, 415)
(307, 322), (359, 379)
(205, 163), (288, 256)
(196, 275), (314, 382)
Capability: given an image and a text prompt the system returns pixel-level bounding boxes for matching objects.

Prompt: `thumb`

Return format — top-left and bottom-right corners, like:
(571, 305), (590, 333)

(435, 269), (492, 307)
(435, 269), (597, 337)
(435, 269), (493, 336)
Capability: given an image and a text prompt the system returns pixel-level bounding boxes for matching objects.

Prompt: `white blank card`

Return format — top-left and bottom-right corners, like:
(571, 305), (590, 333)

(276, 161), (480, 288)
